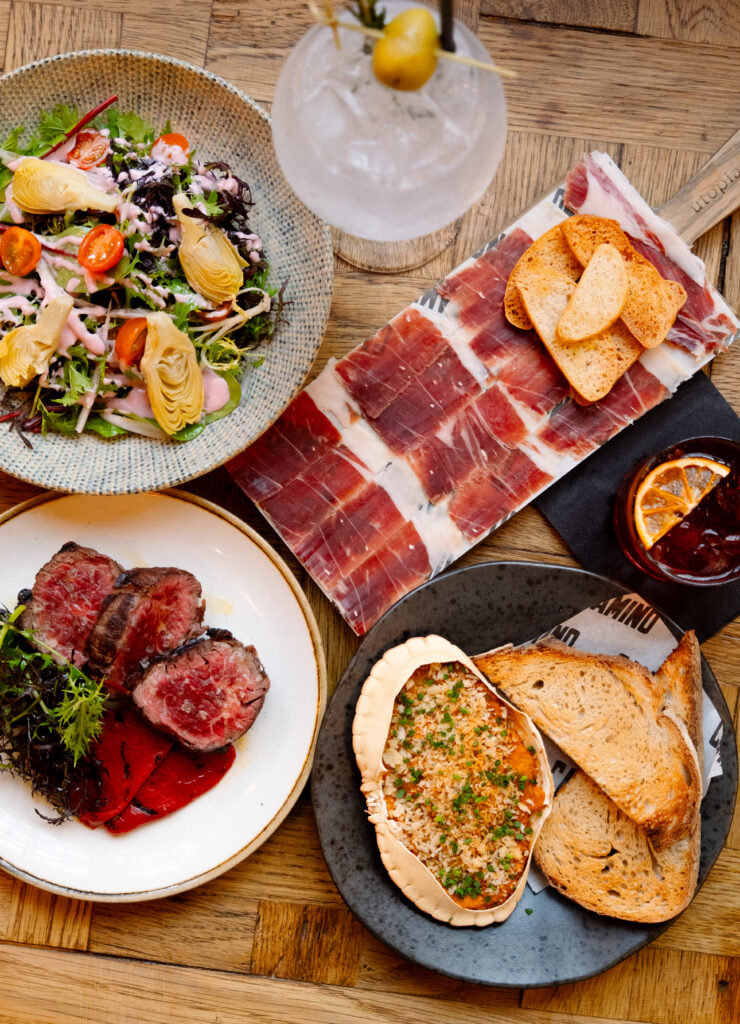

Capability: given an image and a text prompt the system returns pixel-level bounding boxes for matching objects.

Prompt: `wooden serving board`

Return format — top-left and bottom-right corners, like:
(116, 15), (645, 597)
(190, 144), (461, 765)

(659, 126), (740, 243)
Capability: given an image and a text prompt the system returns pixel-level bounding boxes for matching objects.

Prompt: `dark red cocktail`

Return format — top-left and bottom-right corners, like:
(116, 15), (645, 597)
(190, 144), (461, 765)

(614, 437), (740, 586)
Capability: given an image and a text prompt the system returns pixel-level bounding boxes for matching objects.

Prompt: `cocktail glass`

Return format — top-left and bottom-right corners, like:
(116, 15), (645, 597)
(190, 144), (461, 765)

(271, 1), (507, 270)
(613, 436), (740, 586)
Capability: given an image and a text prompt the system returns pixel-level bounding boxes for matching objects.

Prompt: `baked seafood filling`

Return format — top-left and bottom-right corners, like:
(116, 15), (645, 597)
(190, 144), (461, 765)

(382, 661), (547, 910)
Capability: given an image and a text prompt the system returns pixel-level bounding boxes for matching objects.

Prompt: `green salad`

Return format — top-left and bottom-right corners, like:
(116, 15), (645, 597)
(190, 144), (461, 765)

(0, 96), (283, 445)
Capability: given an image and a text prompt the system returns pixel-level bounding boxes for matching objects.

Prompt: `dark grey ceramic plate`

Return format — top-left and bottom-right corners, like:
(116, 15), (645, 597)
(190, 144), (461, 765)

(311, 561), (737, 988)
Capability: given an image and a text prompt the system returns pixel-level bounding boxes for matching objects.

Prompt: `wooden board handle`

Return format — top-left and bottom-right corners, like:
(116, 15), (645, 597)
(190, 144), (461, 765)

(658, 127), (740, 244)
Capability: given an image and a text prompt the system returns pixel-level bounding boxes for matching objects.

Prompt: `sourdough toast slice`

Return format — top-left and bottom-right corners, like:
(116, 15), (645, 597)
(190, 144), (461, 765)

(474, 639), (701, 846)
(533, 770), (700, 922)
(655, 630), (703, 778)
(532, 631), (703, 922)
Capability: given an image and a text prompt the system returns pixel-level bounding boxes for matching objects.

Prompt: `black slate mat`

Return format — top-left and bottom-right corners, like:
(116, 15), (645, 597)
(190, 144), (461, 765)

(535, 373), (740, 642)
(312, 562), (737, 988)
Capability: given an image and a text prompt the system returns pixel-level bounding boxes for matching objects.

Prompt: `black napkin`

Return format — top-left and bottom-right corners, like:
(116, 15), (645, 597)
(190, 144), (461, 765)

(535, 373), (740, 642)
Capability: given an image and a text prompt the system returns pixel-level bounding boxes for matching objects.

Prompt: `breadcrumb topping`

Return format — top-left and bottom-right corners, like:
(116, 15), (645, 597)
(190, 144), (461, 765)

(382, 661), (546, 909)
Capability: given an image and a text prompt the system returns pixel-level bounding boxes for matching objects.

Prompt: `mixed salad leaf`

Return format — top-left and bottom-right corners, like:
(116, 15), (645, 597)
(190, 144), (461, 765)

(0, 98), (284, 444)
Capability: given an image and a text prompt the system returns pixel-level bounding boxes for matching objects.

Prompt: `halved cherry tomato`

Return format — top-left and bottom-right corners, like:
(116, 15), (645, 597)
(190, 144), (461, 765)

(68, 129), (109, 170)
(152, 132), (189, 157)
(0, 227), (42, 277)
(115, 317), (148, 369)
(78, 224), (125, 274)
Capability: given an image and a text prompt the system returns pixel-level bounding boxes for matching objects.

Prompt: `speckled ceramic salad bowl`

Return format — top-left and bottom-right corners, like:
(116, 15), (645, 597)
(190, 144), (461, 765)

(0, 50), (333, 494)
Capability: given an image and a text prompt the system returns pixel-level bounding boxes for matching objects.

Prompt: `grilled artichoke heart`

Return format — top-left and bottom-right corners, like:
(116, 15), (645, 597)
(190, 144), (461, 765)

(0, 294), (74, 387)
(140, 312), (204, 435)
(12, 157), (119, 214)
(173, 193), (246, 304)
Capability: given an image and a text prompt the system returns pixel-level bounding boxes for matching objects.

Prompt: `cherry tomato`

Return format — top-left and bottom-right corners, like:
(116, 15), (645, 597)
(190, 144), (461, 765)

(115, 317), (148, 369)
(152, 132), (189, 157)
(0, 227), (42, 277)
(78, 224), (125, 274)
(68, 130), (109, 169)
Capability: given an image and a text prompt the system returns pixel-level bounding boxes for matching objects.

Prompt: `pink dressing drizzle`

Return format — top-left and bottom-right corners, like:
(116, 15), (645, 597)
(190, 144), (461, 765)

(202, 365), (231, 414)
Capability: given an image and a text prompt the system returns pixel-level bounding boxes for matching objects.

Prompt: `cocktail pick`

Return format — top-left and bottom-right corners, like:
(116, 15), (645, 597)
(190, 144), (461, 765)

(307, 1), (517, 78)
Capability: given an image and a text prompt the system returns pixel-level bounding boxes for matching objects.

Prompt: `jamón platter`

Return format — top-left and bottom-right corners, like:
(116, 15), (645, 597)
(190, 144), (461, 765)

(229, 143), (740, 636)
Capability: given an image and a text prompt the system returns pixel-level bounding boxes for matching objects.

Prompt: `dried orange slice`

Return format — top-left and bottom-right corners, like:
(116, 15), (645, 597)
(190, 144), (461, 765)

(634, 456), (730, 549)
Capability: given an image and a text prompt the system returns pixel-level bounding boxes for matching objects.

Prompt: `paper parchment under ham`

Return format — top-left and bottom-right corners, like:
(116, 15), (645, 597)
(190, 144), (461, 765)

(229, 151), (738, 636)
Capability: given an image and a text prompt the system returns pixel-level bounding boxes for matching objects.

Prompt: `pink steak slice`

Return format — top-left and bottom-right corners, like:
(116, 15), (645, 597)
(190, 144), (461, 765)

(132, 630), (270, 753)
(19, 542), (122, 666)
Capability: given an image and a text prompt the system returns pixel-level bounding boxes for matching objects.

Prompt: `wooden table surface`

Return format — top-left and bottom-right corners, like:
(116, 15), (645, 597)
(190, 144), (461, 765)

(0, 1), (738, 1022)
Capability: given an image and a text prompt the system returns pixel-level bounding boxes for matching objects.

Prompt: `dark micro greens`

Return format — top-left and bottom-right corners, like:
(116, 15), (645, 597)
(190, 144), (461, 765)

(0, 605), (107, 822)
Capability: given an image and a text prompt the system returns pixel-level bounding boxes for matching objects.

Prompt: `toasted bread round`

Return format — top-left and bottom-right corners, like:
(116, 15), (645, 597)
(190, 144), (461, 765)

(561, 214), (631, 264)
(556, 243), (628, 342)
(620, 249), (687, 348)
(504, 223), (582, 331)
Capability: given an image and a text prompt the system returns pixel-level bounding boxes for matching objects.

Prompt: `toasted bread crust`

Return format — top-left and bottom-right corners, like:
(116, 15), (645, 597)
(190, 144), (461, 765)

(474, 639), (701, 847)
(534, 770), (700, 922)
(656, 631), (703, 778)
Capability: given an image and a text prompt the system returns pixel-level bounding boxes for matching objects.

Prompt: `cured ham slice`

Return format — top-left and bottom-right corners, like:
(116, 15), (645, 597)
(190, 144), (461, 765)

(228, 391), (341, 502)
(370, 345), (481, 454)
(438, 230), (533, 330)
(259, 446), (367, 545)
(538, 363), (667, 459)
(449, 450), (553, 540)
(229, 151), (736, 637)
(439, 229), (532, 304)
(409, 385), (528, 503)
(332, 520), (431, 635)
(497, 340), (570, 418)
(295, 481), (406, 590)
(469, 308), (533, 365)
(335, 309), (448, 419)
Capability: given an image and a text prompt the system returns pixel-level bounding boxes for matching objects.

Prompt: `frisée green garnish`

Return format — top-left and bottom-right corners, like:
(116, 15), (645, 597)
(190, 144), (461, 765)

(0, 97), (284, 444)
(0, 605), (108, 821)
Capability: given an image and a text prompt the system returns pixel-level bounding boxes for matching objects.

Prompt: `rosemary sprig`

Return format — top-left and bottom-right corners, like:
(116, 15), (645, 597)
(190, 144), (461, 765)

(350, 0), (386, 30)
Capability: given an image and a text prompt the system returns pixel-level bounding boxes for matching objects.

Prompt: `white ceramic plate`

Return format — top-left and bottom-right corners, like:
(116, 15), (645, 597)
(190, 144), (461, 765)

(0, 491), (326, 901)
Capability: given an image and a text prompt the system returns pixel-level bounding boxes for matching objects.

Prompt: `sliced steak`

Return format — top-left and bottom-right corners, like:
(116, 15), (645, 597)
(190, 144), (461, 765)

(132, 630), (270, 752)
(19, 542), (123, 666)
(86, 567), (204, 689)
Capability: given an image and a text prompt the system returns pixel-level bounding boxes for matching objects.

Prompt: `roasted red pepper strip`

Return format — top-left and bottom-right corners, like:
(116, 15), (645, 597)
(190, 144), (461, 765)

(78, 709), (173, 828)
(105, 744), (236, 834)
